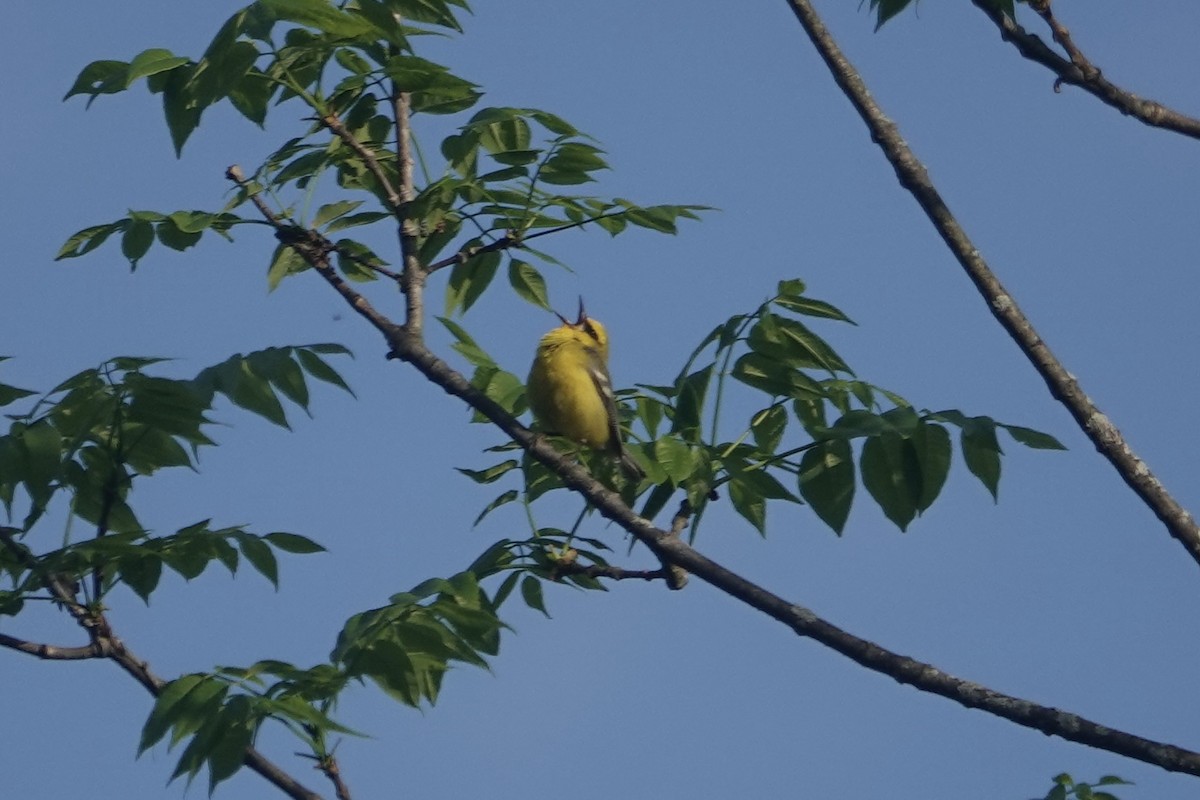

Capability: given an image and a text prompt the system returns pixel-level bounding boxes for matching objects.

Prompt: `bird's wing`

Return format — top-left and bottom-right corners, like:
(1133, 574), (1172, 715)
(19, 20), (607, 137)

(585, 349), (623, 454)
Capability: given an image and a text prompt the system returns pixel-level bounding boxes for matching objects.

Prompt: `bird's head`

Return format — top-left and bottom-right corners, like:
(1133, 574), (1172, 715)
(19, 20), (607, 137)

(550, 297), (609, 356)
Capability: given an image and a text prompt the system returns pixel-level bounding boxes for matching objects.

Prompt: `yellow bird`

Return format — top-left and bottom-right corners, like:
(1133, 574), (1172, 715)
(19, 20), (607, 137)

(527, 302), (645, 480)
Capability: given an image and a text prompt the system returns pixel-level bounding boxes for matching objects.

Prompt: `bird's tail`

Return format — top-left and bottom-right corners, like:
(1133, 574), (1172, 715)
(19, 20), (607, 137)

(616, 445), (645, 481)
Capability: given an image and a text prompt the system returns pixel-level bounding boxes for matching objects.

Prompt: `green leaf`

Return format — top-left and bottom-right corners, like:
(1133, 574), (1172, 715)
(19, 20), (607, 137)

(228, 67), (273, 126)
(160, 65), (203, 156)
(868, 0), (916, 30)
(64, 60), (130, 104)
(312, 200), (363, 228)
(260, 0), (380, 37)
(731, 353), (823, 400)
(750, 405), (788, 453)
(829, 409), (890, 438)
(912, 422), (952, 513)
(520, 575), (548, 616)
(267, 243), (310, 290)
(56, 221), (126, 260)
(438, 317), (496, 369)
(119, 555), (164, 603)
(961, 419), (1002, 501)
(263, 531), (326, 554)
(457, 460), (519, 484)
(252, 348), (310, 411)
(860, 433), (920, 531)
(798, 439), (855, 534)
(168, 211), (216, 234)
(774, 294), (855, 324)
(540, 142), (608, 185)
(445, 249), (501, 315)
(20, 420), (63, 510)
(326, 211), (392, 232)
(1001, 423), (1066, 450)
(507, 260), (550, 310)
(295, 348), (355, 396)
(231, 533), (276, 586)
(191, 40), (259, 108)
(155, 217), (203, 251)
(729, 479), (767, 535)
(672, 365), (713, 438)
(200, 357), (289, 428)
(121, 219), (156, 270)
(205, 699), (256, 793)
(473, 490), (518, 526)
(127, 49), (191, 84)
(748, 315), (851, 374)
(654, 437), (695, 484)
(139, 674), (205, 754)
(0, 381), (36, 409)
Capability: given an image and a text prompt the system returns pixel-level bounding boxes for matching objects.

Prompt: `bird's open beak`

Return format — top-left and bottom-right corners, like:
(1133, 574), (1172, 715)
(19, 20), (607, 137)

(554, 297), (588, 327)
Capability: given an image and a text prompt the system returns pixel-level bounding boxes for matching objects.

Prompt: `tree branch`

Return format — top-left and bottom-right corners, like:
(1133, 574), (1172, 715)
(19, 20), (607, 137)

(318, 755), (352, 800)
(0, 631), (102, 660)
(229, 164), (1200, 777)
(782, 0), (1200, 570)
(552, 561), (673, 583)
(392, 88), (426, 338)
(971, 0), (1200, 139)
(321, 112), (403, 213)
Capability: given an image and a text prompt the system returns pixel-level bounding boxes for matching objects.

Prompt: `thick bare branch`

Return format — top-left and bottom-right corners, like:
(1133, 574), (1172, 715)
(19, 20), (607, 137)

(971, 0), (1200, 139)
(782, 0), (1200, 569)
(392, 89), (426, 338)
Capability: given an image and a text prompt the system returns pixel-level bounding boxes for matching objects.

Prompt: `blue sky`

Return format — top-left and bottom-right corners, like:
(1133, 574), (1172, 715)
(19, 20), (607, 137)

(5, 2), (1200, 798)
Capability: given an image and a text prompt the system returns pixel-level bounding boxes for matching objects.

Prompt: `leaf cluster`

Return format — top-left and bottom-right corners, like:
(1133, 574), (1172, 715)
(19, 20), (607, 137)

(138, 569), (502, 793)
(867, 0), (1024, 31)
(0, 345), (348, 613)
(60, 0), (705, 314)
(1033, 773), (1132, 800)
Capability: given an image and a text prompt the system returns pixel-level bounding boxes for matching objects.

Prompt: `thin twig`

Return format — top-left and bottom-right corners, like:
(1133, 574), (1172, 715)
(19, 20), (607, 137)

(0, 632), (102, 660)
(334, 244), (403, 284)
(230, 162), (1200, 777)
(1027, 0), (1095, 79)
(321, 112), (403, 213)
(423, 212), (632, 275)
(553, 561), (672, 583)
(318, 756), (352, 800)
(425, 233), (520, 274)
(971, 0), (1200, 138)
(784, 0), (1200, 570)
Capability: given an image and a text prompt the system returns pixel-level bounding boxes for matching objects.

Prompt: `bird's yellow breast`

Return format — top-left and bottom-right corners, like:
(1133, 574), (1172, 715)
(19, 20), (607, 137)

(528, 330), (612, 447)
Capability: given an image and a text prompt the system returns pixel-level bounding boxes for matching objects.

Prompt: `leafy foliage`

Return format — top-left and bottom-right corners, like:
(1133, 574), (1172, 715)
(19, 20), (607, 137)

(866, 0), (1022, 30)
(0, 346), (350, 611)
(60, 1), (706, 312)
(1033, 773), (1132, 800)
(139, 569), (504, 794)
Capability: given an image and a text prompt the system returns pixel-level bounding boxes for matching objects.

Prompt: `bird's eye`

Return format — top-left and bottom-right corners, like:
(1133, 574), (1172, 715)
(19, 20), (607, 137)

(582, 321), (600, 341)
